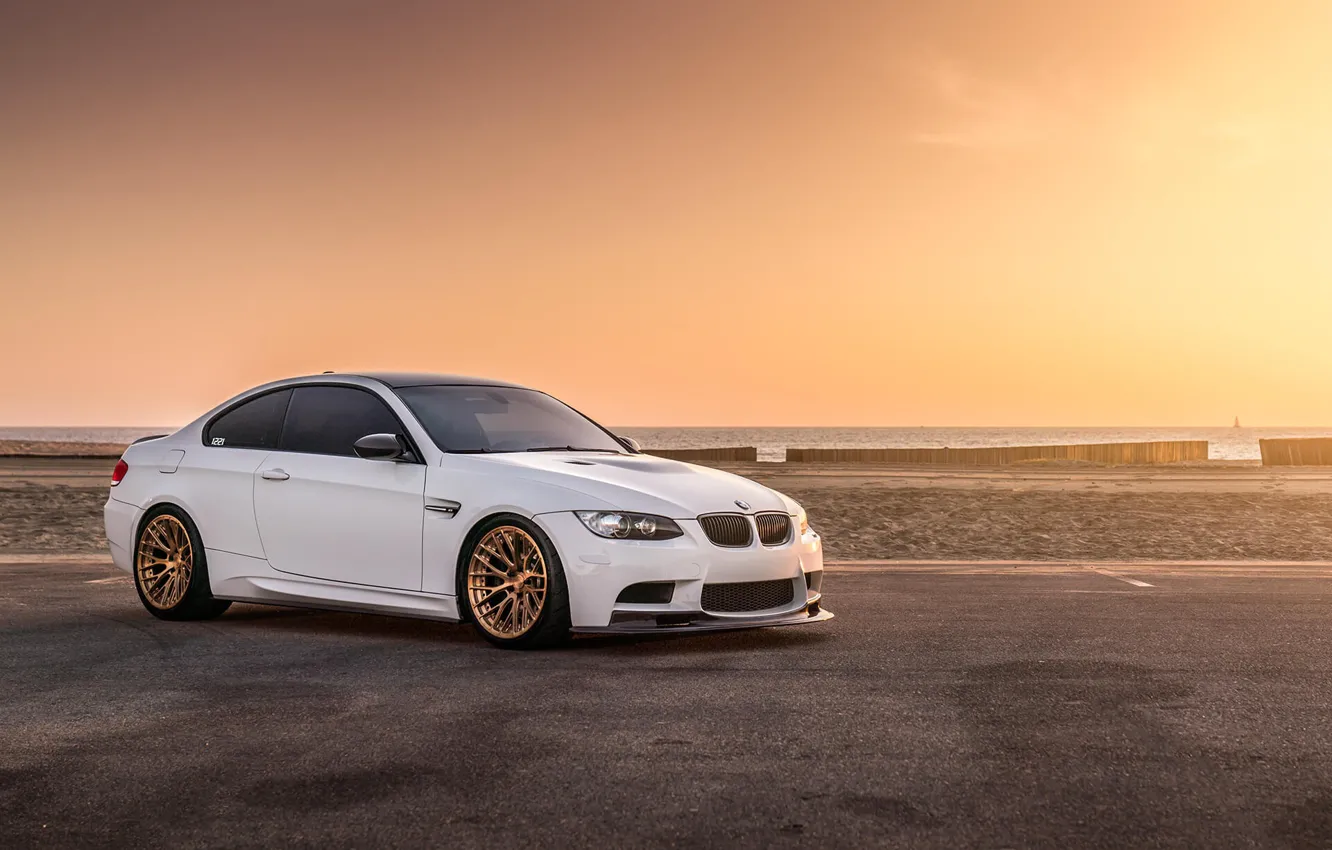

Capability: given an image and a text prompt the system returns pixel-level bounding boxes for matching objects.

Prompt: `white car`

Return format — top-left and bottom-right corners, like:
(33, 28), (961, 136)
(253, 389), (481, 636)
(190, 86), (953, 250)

(104, 373), (831, 648)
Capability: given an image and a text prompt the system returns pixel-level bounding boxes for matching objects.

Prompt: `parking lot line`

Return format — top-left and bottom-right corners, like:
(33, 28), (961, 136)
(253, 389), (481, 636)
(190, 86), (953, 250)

(828, 559), (1332, 569)
(1089, 568), (1155, 588)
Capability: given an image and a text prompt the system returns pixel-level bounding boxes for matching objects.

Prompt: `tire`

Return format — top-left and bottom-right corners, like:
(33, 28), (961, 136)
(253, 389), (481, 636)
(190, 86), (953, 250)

(459, 514), (571, 649)
(133, 505), (231, 621)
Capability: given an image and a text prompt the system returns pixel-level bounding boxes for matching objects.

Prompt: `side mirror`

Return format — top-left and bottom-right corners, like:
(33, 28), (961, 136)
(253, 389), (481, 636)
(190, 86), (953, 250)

(618, 436), (643, 453)
(354, 433), (409, 461)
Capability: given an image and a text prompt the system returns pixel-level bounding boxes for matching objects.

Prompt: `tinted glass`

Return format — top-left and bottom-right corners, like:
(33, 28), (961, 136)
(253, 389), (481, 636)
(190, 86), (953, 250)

(396, 386), (624, 453)
(280, 386), (403, 457)
(205, 389), (291, 450)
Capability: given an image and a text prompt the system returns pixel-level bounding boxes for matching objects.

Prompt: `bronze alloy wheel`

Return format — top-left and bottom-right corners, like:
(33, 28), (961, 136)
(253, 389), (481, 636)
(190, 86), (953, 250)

(136, 514), (194, 610)
(467, 526), (549, 639)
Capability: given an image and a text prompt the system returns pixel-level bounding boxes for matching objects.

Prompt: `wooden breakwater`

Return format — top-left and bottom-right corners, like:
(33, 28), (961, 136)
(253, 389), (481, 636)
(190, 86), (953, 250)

(1259, 438), (1332, 466)
(645, 446), (758, 462)
(786, 440), (1209, 466)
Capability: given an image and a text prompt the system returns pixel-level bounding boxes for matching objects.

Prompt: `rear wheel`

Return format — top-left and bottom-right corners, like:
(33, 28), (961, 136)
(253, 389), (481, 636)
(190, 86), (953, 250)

(462, 516), (570, 649)
(134, 506), (231, 621)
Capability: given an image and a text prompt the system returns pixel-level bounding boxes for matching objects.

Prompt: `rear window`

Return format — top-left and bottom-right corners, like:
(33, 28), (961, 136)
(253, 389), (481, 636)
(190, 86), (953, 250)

(204, 390), (291, 450)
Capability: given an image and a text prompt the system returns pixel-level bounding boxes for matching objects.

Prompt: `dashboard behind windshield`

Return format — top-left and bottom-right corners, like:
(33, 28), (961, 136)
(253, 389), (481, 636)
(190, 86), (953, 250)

(394, 385), (627, 454)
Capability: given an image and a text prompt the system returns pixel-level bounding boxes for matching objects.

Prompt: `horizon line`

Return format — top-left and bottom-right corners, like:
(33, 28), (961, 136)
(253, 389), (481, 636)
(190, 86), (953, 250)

(5, 423), (1332, 431)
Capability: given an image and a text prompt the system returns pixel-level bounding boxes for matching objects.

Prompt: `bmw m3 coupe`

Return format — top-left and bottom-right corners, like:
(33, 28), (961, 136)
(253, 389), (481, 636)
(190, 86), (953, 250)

(104, 373), (831, 648)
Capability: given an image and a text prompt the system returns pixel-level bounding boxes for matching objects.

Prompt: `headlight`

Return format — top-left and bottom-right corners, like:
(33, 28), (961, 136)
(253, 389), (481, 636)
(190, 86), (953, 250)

(796, 505), (810, 535)
(575, 511), (684, 541)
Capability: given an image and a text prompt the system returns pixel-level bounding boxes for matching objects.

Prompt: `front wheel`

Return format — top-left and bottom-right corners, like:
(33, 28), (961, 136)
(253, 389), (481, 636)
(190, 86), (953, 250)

(462, 516), (571, 649)
(133, 506), (231, 621)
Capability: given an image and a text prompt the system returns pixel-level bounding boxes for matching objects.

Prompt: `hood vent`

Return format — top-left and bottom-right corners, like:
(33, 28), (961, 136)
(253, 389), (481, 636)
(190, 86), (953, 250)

(578, 456), (691, 474)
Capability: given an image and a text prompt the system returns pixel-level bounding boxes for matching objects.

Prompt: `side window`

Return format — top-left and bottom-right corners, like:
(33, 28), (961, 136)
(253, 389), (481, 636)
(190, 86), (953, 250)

(280, 386), (403, 457)
(204, 390), (291, 450)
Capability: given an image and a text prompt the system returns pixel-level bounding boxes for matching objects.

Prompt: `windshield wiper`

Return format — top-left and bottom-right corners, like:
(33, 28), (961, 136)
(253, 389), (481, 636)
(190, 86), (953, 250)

(448, 448), (498, 454)
(524, 446), (622, 454)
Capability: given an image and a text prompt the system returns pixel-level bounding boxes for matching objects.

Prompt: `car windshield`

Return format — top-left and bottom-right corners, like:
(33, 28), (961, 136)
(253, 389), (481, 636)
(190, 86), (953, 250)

(395, 385), (627, 454)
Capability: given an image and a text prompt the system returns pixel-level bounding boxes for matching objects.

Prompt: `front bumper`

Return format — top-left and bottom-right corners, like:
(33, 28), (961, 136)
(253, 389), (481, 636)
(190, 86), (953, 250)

(575, 604), (833, 635)
(534, 511), (829, 632)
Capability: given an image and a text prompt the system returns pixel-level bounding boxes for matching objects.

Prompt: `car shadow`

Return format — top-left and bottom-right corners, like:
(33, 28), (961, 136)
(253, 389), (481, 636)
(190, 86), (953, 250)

(566, 626), (836, 655)
(218, 604), (478, 645)
(217, 604), (836, 654)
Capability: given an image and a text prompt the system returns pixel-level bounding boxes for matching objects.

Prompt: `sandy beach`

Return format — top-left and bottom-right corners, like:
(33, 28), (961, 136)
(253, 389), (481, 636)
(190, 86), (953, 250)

(4, 450), (1332, 561)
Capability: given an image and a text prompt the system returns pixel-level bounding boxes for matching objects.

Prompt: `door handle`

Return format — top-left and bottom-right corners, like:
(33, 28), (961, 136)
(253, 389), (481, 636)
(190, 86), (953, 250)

(261, 469), (290, 481)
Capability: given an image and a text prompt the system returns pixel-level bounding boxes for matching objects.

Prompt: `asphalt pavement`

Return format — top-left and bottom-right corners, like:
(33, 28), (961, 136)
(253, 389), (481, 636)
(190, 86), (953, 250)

(3, 561), (1332, 849)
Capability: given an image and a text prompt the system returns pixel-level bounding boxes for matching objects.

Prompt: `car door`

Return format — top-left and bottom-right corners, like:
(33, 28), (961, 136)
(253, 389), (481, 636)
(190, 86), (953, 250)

(253, 384), (426, 591)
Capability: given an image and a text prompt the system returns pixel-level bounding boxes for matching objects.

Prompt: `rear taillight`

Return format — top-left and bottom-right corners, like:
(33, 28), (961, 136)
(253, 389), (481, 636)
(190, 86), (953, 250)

(111, 459), (128, 486)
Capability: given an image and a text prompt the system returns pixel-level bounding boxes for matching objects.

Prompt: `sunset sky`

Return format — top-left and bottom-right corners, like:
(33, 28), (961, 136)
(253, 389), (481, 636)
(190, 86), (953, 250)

(3, 1), (1331, 427)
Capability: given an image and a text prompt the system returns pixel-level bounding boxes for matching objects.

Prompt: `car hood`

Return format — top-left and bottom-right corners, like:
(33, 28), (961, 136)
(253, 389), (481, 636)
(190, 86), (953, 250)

(462, 452), (789, 518)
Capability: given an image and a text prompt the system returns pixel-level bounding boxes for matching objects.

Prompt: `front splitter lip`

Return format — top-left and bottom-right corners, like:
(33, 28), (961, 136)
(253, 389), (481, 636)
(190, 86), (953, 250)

(572, 608), (834, 635)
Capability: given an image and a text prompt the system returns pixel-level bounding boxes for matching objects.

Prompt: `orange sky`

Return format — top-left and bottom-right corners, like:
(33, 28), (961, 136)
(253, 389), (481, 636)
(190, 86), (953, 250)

(3, 1), (1331, 427)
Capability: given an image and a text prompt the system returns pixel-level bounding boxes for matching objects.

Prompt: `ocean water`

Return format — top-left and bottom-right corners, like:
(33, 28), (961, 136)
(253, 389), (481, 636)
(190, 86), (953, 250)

(616, 426), (1332, 462)
(0, 427), (179, 446)
(7, 426), (1332, 462)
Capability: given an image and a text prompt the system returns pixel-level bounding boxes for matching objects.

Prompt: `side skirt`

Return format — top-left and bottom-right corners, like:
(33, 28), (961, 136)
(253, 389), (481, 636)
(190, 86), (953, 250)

(206, 549), (461, 622)
(214, 593), (462, 624)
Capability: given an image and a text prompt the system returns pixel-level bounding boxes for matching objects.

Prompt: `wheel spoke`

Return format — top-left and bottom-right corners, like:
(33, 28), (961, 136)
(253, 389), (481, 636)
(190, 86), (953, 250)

(481, 587), (509, 612)
(508, 593), (523, 632)
(520, 590), (536, 630)
(494, 592), (516, 625)
(145, 524), (171, 553)
(523, 546), (540, 572)
(472, 584), (506, 606)
(471, 556), (508, 579)
(477, 541), (512, 569)
(160, 570), (178, 604)
(526, 588), (542, 625)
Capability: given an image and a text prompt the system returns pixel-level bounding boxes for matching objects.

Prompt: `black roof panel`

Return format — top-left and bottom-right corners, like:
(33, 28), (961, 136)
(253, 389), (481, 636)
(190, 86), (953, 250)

(349, 372), (529, 390)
